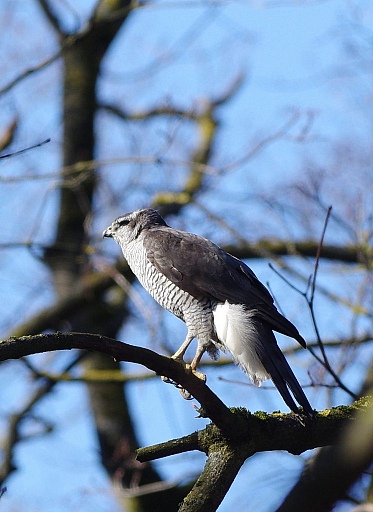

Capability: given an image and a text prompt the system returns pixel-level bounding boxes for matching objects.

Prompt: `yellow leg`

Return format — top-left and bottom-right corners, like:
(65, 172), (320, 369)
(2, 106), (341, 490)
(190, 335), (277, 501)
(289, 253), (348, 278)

(161, 335), (207, 399)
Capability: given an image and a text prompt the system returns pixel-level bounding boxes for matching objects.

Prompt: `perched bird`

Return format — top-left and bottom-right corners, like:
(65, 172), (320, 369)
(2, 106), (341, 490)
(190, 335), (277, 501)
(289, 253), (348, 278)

(103, 208), (313, 417)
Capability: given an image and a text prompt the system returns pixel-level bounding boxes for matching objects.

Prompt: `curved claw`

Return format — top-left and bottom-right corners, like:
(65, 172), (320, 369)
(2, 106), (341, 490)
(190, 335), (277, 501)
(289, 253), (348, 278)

(160, 375), (193, 400)
(160, 357), (207, 400)
(185, 363), (206, 382)
(179, 388), (193, 400)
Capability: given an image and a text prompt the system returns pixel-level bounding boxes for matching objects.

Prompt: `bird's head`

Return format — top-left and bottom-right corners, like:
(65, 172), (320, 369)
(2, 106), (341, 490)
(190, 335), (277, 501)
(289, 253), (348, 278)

(103, 208), (167, 245)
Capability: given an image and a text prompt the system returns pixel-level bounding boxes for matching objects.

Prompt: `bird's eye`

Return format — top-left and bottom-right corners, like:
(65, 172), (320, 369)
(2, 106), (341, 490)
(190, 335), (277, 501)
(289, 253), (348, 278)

(118, 218), (130, 226)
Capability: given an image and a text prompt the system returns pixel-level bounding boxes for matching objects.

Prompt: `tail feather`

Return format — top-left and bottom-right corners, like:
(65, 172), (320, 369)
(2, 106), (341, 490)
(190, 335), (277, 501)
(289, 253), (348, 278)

(250, 319), (314, 417)
(213, 302), (314, 417)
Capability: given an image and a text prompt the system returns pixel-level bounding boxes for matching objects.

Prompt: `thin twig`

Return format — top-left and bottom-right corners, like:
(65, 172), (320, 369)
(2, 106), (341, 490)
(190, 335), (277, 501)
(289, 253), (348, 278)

(306, 207), (356, 398)
(309, 206), (332, 304)
(269, 206), (356, 399)
(0, 139), (50, 159)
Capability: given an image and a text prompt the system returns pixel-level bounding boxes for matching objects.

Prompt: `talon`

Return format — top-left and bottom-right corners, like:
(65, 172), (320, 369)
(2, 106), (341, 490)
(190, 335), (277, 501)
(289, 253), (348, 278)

(186, 364), (207, 383)
(161, 375), (173, 384)
(160, 357), (206, 400)
(193, 404), (208, 418)
(179, 388), (193, 400)
(160, 355), (187, 384)
(160, 374), (194, 400)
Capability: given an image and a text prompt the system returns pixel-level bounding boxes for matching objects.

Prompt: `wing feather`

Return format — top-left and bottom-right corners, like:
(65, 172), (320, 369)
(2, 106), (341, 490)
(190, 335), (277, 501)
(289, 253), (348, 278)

(143, 226), (305, 347)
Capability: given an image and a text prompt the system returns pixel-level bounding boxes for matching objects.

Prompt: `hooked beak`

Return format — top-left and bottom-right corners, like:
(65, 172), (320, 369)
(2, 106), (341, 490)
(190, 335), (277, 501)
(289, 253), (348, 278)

(102, 226), (113, 238)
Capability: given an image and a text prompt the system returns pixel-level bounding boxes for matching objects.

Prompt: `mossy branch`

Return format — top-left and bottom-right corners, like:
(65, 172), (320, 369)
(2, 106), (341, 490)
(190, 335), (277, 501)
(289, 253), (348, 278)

(137, 400), (368, 463)
(137, 400), (370, 512)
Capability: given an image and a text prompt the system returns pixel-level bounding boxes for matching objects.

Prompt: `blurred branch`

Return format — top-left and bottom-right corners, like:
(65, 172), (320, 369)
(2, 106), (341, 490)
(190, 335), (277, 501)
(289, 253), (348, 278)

(100, 73), (245, 121)
(106, 5), (222, 83)
(0, 50), (63, 96)
(225, 239), (372, 265)
(0, 333), (239, 437)
(153, 107), (217, 214)
(101, 76), (244, 215)
(0, 1), (136, 97)
(149, 76), (243, 215)
(10, 270), (120, 337)
(0, 352), (85, 483)
(0, 156), (217, 183)
(277, 396), (373, 512)
(101, 102), (199, 121)
(285, 333), (373, 353)
(37, 0), (64, 33)
(220, 111), (312, 174)
(0, 118), (18, 153)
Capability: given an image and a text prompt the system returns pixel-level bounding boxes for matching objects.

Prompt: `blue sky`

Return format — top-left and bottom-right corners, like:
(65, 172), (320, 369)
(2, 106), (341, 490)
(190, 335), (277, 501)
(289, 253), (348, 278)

(0, 1), (372, 511)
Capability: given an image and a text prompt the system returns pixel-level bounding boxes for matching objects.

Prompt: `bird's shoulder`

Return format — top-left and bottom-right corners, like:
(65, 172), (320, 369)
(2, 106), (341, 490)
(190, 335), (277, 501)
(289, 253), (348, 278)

(142, 225), (305, 345)
(143, 226), (224, 283)
(142, 226), (272, 303)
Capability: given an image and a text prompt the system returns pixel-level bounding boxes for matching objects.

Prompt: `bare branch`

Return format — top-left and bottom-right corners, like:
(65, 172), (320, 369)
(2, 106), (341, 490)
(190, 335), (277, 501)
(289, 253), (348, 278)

(0, 351), (85, 483)
(137, 432), (200, 462)
(0, 50), (63, 96)
(305, 207), (357, 399)
(220, 112), (310, 174)
(0, 333), (238, 436)
(36, 0), (64, 33)
(0, 1), (135, 97)
(309, 205), (333, 308)
(0, 138), (50, 160)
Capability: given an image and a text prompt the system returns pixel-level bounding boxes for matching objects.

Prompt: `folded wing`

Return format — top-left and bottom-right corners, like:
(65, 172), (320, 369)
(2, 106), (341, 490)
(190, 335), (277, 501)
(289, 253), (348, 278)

(144, 226), (306, 347)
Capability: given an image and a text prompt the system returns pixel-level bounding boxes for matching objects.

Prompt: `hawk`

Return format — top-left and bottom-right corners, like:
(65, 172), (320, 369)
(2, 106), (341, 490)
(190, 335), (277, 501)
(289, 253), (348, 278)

(103, 208), (313, 417)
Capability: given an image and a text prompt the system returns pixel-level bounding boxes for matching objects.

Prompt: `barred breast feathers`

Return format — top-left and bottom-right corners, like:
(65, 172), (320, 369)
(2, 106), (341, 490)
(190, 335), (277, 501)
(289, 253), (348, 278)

(213, 301), (270, 386)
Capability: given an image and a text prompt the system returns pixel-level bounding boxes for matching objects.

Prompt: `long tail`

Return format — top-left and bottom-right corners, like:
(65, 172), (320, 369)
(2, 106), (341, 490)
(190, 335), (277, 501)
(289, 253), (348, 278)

(254, 320), (314, 417)
(213, 302), (314, 417)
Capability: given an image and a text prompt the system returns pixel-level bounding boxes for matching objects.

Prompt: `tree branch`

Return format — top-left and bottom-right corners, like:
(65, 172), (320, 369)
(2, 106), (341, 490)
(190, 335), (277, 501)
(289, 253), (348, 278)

(136, 400), (370, 512)
(0, 351), (85, 483)
(137, 401), (368, 463)
(36, 0), (64, 33)
(0, 333), (238, 437)
(179, 442), (248, 512)
(224, 239), (369, 265)
(276, 396), (373, 512)
(137, 432), (200, 462)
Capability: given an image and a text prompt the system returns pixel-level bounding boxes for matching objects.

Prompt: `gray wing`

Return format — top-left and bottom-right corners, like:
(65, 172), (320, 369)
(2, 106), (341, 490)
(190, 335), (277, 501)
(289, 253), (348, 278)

(143, 226), (306, 347)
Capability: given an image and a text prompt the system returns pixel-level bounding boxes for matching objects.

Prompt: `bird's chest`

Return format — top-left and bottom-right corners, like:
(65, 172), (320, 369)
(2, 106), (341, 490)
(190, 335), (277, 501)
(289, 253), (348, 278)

(123, 242), (196, 320)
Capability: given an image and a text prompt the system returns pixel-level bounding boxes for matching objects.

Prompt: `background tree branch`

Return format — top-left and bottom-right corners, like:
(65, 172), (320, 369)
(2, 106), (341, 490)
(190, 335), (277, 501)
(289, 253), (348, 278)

(0, 332), (369, 512)
(1, 1), (373, 510)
